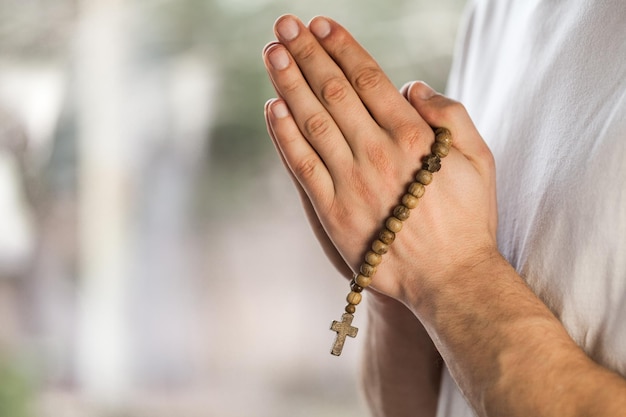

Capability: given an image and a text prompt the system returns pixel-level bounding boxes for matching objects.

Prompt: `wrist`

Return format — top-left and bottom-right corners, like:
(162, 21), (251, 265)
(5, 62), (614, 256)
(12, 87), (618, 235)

(365, 290), (440, 361)
(365, 290), (437, 344)
(366, 290), (417, 324)
(402, 245), (506, 317)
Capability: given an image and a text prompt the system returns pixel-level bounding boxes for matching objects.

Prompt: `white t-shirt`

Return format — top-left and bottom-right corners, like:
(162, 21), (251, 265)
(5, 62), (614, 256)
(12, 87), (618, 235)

(437, 1), (626, 415)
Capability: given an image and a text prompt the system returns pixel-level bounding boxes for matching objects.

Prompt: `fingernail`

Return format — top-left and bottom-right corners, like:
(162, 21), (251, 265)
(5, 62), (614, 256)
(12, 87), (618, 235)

(277, 17), (299, 41)
(271, 100), (289, 118)
(269, 47), (289, 70)
(310, 17), (331, 38)
(400, 81), (413, 99)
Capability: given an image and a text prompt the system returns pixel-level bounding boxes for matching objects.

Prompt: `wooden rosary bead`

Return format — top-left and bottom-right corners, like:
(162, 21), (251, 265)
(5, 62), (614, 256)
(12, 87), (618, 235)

(415, 169), (433, 185)
(365, 251), (382, 266)
(402, 193), (419, 209)
(386, 216), (403, 233)
(432, 141), (450, 158)
(355, 274), (373, 288)
(408, 182), (425, 198)
(346, 291), (362, 306)
(422, 154), (442, 173)
(379, 229), (396, 245)
(331, 127), (453, 356)
(435, 127), (452, 147)
(371, 239), (389, 255)
(393, 205), (411, 221)
(360, 263), (377, 277)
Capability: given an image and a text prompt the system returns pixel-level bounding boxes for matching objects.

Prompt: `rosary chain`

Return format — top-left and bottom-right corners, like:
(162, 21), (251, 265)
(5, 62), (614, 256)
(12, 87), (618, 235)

(330, 127), (452, 356)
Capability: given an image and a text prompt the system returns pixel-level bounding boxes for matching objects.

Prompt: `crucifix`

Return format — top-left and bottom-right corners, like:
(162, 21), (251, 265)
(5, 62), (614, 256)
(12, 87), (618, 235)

(330, 313), (359, 356)
(327, 128), (451, 357)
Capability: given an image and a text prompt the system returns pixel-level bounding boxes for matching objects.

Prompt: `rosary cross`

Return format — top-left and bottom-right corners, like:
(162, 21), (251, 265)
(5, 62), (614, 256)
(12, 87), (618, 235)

(327, 128), (452, 357)
(330, 313), (358, 356)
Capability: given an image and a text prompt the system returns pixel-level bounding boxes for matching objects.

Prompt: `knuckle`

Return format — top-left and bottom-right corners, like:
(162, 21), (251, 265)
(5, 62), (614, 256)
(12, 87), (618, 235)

(320, 77), (349, 105)
(439, 99), (467, 122)
(396, 122), (434, 151)
(303, 112), (333, 138)
(353, 66), (384, 91)
(280, 77), (301, 95)
(329, 201), (354, 230)
(330, 32), (353, 60)
(364, 142), (394, 177)
(293, 41), (317, 62)
(481, 145), (496, 170)
(294, 156), (320, 181)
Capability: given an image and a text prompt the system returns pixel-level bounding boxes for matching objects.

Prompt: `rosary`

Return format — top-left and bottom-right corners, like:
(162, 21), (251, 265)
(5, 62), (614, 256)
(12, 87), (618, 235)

(330, 127), (452, 356)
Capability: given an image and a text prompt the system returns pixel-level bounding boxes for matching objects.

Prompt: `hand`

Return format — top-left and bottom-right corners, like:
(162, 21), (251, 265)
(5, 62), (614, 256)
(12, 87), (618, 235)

(263, 15), (498, 306)
(265, 101), (354, 280)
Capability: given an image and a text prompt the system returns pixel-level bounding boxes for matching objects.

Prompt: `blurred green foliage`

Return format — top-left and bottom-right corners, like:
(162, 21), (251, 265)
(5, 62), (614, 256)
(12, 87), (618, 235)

(0, 0), (465, 216)
(0, 356), (33, 417)
(199, 0), (466, 218)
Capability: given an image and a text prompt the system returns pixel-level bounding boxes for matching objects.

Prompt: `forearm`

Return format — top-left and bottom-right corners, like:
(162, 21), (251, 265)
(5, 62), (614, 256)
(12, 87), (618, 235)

(362, 293), (442, 417)
(408, 252), (626, 417)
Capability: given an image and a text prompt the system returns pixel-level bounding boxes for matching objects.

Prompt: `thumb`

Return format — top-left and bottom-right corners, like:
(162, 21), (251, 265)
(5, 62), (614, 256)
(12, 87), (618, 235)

(405, 81), (494, 175)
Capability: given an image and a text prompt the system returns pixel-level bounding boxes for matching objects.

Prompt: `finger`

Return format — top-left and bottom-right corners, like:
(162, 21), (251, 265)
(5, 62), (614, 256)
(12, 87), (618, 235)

(308, 16), (431, 138)
(400, 81), (413, 99)
(263, 42), (354, 172)
(271, 15), (381, 151)
(264, 99), (353, 278)
(264, 99), (317, 208)
(262, 42), (284, 97)
(406, 81), (495, 176)
(265, 98), (336, 212)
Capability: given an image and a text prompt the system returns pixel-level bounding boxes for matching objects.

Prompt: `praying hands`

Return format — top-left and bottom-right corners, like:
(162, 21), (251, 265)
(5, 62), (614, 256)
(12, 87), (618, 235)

(263, 14), (496, 303)
(263, 14), (626, 417)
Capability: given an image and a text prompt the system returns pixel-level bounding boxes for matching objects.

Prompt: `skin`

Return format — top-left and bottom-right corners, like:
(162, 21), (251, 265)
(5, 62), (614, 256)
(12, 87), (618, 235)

(262, 14), (626, 417)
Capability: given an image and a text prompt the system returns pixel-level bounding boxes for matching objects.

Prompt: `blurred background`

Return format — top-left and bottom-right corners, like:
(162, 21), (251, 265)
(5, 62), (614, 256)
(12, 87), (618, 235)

(0, 0), (464, 415)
